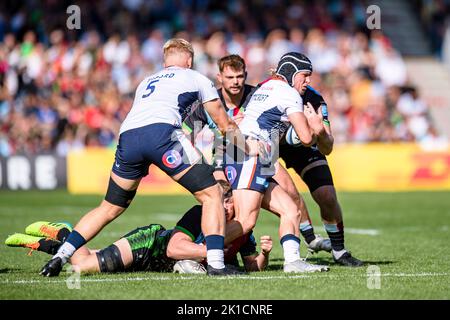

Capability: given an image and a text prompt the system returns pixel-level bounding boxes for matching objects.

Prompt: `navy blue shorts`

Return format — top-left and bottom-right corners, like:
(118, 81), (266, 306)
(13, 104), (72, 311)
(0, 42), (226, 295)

(224, 154), (275, 193)
(112, 123), (202, 180)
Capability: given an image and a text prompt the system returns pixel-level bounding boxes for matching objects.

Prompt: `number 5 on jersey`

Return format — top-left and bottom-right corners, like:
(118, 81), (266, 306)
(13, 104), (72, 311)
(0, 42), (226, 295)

(142, 80), (159, 98)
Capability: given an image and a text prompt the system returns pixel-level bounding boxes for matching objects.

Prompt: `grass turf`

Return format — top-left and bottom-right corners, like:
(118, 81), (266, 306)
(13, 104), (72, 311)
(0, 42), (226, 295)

(0, 190), (449, 299)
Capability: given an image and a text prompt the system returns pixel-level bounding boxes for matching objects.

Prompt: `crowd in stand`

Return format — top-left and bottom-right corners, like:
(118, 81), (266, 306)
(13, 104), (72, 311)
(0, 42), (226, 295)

(0, 0), (446, 156)
(416, 0), (450, 57)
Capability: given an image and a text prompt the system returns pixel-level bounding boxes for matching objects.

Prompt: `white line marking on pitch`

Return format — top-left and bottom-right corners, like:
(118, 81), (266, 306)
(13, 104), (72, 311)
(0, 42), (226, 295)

(345, 228), (380, 236)
(315, 227), (380, 236)
(1, 273), (449, 285)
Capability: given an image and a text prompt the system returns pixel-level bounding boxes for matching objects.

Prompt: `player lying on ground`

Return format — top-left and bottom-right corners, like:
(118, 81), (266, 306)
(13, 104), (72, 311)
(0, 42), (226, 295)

(6, 183), (273, 274)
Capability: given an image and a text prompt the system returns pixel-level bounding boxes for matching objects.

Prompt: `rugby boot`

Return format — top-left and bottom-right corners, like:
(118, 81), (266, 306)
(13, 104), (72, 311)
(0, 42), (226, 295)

(25, 221), (72, 241)
(40, 257), (64, 277)
(283, 259), (329, 273)
(173, 260), (207, 274)
(306, 234), (332, 253)
(5, 233), (61, 255)
(5, 233), (42, 251)
(333, 251), (364, 267)
(207, 265), (246, 276)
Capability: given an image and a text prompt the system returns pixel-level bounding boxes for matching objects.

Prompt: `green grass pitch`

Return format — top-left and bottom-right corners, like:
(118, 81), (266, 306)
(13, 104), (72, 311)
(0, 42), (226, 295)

(0, 190), (449, 299)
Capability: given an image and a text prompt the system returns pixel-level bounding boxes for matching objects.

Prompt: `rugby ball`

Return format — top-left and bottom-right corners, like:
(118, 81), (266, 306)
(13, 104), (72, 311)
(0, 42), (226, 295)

(285, 125), (302, 146)
(173, 260), (207, 274)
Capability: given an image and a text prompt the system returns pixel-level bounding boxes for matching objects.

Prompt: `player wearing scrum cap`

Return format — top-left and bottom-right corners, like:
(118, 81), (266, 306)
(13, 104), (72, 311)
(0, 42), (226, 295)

(279, 90), (363, 266)
(219, 53), (362, 267)
(222, 52), (330, 273)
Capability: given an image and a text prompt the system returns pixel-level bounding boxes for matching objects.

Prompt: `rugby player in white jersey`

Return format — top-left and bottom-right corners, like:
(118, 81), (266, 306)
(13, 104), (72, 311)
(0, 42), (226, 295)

(40, 39), (252, 277)
(184, 55), (332, 260)
(223, 53), (330, 273)
(279, 86), (364, 267)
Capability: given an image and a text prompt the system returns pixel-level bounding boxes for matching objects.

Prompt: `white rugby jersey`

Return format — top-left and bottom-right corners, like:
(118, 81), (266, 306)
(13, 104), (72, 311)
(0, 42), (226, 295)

(120, 66), (219, 134)
(239, 79), (303, 142)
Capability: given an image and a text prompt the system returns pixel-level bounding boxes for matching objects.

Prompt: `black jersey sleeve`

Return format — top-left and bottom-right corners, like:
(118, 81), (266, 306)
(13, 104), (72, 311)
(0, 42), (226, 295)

(303, 86), (329, 122)
(240, 84), (258, 112)
(183, 102), (209, 134)
(174, 205), (203, 241)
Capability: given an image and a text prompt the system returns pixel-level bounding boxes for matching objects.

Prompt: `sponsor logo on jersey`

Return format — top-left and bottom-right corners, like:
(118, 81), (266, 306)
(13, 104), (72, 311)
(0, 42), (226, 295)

(251, 94), (269, 102)
(162, 150), (182, 169)
(225, 166), (237, 185)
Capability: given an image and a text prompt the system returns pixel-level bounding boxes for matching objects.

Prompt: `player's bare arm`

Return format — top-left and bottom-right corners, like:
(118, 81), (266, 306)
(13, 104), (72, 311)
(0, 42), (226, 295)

(166, 229), (206, 261)
(288, 111), (314, 147)
(203, 99), (258, 156)
(242, 235), (272, 272)
(304, 102), (334, 155)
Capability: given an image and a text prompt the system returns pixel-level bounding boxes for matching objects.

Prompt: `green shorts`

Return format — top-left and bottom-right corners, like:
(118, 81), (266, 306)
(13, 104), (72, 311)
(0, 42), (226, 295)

(123, 224), (174, 272)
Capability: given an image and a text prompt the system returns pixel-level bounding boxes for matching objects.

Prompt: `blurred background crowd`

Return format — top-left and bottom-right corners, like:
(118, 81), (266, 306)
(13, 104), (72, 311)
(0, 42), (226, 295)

(1, 0), (449, 156)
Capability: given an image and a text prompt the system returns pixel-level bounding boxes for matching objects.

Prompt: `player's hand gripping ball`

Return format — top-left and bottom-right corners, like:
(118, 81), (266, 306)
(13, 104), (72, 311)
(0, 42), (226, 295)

(285, 125), (302, 146)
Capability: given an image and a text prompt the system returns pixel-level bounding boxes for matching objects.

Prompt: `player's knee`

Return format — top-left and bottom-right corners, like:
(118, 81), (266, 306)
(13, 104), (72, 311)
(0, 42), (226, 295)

(195, 183), (222, 204)
(100, 200), (126, 222)
(242, 220), (256, 234)
(71, 260), (94, 274)
(237, 213), (258, 234)
(286, 204), (301, 223)
(96, 244), (125, 273)
(276, 196), (299, 218)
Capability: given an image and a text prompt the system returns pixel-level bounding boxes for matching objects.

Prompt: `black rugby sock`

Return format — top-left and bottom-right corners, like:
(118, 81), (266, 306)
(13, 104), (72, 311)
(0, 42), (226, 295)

(56, 228), (71, 242)
(300, 228), (316, 244)
(38, 239), (63, 255)
(299, 221), (316, 244)
(324, 222), (345, 251)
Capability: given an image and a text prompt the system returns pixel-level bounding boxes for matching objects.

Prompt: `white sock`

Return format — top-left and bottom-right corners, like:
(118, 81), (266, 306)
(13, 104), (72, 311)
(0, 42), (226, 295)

(282, 239), (300, 263)
(207, 249), (225, 269)
(332, 249), (347, 260)
(54, 242), (77, 264)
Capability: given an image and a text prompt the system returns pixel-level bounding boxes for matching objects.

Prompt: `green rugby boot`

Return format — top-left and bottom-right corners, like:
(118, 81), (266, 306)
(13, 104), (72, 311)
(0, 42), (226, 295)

(25, 221), (72, 241)
(5, 233), (61, 255)
(5, 233), (43, 251)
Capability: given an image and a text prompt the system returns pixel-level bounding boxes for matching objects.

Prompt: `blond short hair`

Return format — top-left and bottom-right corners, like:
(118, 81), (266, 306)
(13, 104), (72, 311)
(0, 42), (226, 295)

(163, 38), (194, 61)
